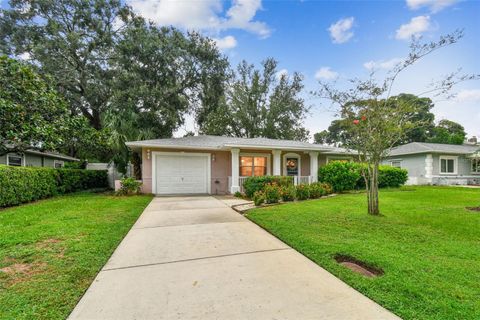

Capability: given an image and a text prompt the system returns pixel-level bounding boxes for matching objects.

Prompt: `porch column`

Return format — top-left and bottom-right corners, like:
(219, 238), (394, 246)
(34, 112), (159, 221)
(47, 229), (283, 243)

(272, 150), (282, 176)
(309, 151), (319, 183)
(230, 148), (240, 193)
(425, 153), (433, 183)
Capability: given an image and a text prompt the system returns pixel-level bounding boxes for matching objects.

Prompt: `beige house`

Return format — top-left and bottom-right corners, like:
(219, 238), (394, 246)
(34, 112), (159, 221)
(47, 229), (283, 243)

(126, 135), (353, 195)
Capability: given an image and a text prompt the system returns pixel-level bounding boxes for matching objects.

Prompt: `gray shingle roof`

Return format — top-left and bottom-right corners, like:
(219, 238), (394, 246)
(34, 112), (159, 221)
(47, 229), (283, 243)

(126, 135), (340, 152)
(387, 142), (480, 156)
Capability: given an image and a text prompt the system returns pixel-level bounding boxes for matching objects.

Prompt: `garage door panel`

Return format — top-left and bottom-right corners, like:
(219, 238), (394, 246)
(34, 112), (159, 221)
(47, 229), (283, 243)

(155, 154), (209, 195)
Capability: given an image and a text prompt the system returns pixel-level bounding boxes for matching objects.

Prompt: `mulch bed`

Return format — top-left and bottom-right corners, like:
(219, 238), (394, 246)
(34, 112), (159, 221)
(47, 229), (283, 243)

(466, 207), (480, 212)
(334, 254), (384, 278)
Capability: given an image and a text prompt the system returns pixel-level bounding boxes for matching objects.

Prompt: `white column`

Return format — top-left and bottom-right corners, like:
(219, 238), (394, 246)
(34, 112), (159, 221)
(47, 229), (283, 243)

(230, 148), (240, 193)
(425, 154), (433, 183)
(309, 151), (319, 183)
(272, 150), (282, 176)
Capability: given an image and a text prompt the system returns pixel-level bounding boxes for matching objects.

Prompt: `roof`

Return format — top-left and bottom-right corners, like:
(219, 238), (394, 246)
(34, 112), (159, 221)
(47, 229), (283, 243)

(126, 135), (349, 152)
(387, 142), (480, 157)
(25, 149), (80, 161)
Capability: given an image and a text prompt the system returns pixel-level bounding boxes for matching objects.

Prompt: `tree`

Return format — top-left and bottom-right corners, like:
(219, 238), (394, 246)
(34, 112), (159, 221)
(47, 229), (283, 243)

(315, 31), (478, 215)
(1, 0), (230, 166)
(0, 56), (69, 156)
(315, 94), (436, 146)
(201, 58), (310, 141)
(0, 0), (135, 129)
(428, 119), (466, 144)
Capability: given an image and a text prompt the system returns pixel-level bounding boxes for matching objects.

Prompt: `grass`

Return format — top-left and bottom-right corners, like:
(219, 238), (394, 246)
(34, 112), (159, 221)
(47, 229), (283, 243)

(246, 186), (480, 320)
(0, 191), (153, 320)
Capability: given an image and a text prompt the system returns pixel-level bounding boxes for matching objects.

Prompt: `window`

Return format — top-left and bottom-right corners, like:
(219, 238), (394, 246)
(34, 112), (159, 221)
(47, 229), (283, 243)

(391, 160), (402, 168)
(440, 156), (457, 174)
(7, 154), (23, 167)
(472, 158), (480, 173)
(240, 156), (267, 176)
(54, 160), (64, 168)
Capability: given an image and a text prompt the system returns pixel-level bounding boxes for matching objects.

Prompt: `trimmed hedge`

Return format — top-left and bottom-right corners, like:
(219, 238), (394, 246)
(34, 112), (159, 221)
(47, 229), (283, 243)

(318, 161), (408, 192)
(243, 176), (293, 198)
(0, 165), (108, 207)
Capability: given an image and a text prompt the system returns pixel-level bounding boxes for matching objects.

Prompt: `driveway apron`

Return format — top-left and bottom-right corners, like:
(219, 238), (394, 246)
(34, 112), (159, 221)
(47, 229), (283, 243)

(69, 196), (400, 320)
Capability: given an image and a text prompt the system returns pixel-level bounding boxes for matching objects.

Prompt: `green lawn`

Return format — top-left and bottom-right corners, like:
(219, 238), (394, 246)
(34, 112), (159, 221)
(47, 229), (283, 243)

(247, 186), (480, 320)
(0, 192), (152, 320)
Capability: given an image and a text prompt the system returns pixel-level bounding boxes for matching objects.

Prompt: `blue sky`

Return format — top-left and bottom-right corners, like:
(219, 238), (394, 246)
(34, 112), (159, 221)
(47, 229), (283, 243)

(125, 0), (479, 139)
(3, 0), (479, 139)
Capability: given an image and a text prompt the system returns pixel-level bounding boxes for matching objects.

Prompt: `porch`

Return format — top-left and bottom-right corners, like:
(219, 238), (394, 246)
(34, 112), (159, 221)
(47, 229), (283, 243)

(227, 148), (320, 194)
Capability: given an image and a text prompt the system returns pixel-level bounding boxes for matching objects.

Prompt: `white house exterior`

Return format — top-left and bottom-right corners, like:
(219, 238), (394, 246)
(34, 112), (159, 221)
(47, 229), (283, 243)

(383, 142), (480, 185)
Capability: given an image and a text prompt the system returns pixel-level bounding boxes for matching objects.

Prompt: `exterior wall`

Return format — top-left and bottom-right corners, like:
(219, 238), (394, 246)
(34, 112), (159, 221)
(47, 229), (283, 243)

(0, 154), (6, 165)
(383, 153), (480, 185)
(0, 152), (73, 168)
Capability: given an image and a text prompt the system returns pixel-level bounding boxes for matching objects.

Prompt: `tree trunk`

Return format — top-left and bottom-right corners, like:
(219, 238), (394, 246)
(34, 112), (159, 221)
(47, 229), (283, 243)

(367, 162), (380, 215)
(131, 152), (142, 180)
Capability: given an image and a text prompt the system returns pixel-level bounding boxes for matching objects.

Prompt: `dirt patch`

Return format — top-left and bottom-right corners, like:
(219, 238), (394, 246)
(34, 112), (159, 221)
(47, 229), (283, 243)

(36, 238), (62, 248)
(466, 207), (480, 212)
(0, 261), (47, 286)
(335, 254), (383, 278)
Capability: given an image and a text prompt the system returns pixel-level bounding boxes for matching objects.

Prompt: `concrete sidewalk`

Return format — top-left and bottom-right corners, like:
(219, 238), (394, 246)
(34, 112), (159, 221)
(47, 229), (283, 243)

(69, 196), (400, 320)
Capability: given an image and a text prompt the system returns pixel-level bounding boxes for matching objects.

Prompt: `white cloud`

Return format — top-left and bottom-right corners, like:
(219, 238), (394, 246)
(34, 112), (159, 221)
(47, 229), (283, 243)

(213, 35), (237, 49)
(455, 89), (480, 102)
(395, 15), (431, 40)
(328, 17), (355, 44)
(276, 68), (288, 80)
(363, 57), (404, 70)
(315, 67), (338, 80)
(128, 0), (271, 38)
(406, 0), (459, 13)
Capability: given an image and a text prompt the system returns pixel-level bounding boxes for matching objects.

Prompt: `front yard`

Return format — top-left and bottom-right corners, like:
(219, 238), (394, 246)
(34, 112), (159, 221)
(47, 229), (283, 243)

(247, 186), (480, 320)
(0, 192), (152, 320)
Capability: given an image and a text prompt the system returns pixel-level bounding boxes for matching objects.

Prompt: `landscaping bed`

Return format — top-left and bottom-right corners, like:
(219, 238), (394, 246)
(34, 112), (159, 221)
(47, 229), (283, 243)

(0, 191), (152, 320)
(246, 186), (480, 320)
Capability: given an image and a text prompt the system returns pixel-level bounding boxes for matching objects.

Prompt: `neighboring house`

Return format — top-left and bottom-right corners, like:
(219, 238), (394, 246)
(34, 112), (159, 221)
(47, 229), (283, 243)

(0, 150), (79, 168)
(126, 135), (354, 195)
(383, 142), (480, 186)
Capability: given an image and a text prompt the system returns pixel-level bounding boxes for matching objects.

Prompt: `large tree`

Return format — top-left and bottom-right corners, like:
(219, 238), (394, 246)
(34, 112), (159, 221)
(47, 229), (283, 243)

(201, 58), (310, 141)
(0, 56), (102, 157)
(1, 0), (229, 165)
(428, 119), (466, 144)
(315, 31), (478, 215)
(0, 56), (68, 156)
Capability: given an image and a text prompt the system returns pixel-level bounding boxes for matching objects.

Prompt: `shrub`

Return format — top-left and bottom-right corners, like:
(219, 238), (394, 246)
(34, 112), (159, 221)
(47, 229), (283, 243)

(309, 182), (325, 199)
(318, 161), (361, 192)
(233, 191), (243, 198)
(243, 175), (293, 198)
(280, 185), (296, 202)
(355, 165), (408, 189)
(295, 184), (310, 200)
(318, 182), (333, 195)
(264, 183), (281, 204)
(0, 165), (108, 207)
(252, 191), (265, 206)
(116, 177), (142, 195)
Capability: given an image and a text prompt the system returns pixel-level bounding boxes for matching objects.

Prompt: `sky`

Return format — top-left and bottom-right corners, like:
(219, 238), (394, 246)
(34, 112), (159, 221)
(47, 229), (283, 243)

(2, 0), (479, 140)
(123, 0), (480, 140)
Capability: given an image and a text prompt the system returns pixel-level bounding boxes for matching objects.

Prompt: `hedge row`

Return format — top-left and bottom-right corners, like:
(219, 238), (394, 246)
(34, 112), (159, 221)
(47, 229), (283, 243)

(0, 165), (108, 207)
(318, 161), (408, 192)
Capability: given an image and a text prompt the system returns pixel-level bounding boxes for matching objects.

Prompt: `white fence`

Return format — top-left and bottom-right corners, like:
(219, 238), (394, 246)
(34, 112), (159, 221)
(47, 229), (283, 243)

(86, 162), (133, 189)
(228, 175), (314, 194)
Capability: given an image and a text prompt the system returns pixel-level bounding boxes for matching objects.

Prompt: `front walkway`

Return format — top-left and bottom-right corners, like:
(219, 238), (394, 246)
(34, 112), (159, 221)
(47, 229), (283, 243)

(69, 196), (399, 320)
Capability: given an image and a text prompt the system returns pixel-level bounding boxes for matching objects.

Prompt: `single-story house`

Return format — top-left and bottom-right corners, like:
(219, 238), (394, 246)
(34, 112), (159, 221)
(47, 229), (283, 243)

(0, 150), (79, 168)
(126, 135), (354, 195)
(383, 142), (480, 185)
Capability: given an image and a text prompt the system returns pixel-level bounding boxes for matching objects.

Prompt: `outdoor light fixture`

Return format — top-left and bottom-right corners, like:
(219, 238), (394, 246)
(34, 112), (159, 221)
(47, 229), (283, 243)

(147, 149), (151, 160)
(212, 153), (216, 161)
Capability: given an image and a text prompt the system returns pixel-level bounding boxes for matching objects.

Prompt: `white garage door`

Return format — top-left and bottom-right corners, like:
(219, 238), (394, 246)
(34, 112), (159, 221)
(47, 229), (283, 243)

(154, 153), (210, 195)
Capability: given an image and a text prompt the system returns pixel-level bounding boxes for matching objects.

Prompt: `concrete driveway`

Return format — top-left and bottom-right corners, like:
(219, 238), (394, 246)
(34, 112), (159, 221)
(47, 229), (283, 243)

(69, 196), (399, 320)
